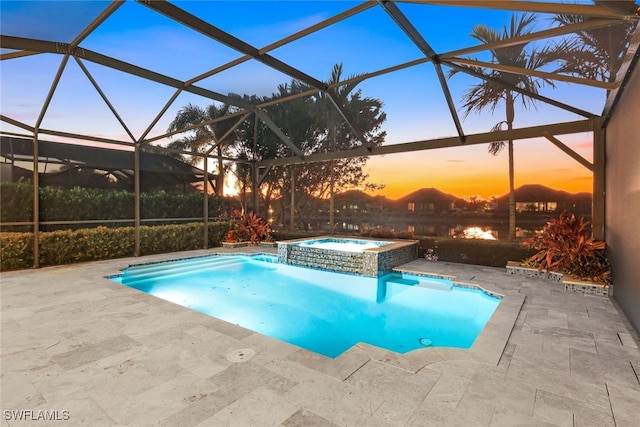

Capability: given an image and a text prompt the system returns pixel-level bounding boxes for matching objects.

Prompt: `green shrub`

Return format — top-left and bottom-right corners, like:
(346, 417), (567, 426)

(0, 182), (236, 225)
(0, 180), (33, 222)
(0, 232), (34, 270)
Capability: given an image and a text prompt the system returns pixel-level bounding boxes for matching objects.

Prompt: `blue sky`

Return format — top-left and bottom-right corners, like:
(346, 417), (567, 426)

(1, 0), (615, 197)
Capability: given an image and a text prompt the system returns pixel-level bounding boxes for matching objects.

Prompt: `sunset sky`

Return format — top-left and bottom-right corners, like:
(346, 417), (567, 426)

(365, 132), (594, 200)
(1, 1), (603, 199)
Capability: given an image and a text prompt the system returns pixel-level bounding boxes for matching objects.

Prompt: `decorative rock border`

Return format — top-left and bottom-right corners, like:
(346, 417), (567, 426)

(563, 276), (612, 297)
(506, 261), (562, 282)
(506, 261), (612, 296)
(278, 237), (419, 277)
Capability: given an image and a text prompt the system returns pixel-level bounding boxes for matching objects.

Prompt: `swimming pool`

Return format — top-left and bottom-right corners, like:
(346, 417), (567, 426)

(113, 254), (501, 358)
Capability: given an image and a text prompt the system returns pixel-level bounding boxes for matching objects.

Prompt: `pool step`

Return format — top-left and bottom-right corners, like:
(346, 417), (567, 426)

(417, 280), (453, 291)
(378, 276), (453, 302)
(121, 256), (244, 287)
(123, 255), (234, 276)
(386, 277), (420, 287)
(387, 276), (452, 291)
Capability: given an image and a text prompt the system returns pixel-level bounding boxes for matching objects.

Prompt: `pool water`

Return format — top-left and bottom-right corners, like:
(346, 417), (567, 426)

(113, 254), (500, 358)
(294, 238), (388, 252)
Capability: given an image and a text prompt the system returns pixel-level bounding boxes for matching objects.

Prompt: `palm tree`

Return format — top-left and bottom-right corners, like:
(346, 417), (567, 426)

(167, 102), (239, 196)
(315, 63), (386, 233)
(451, 13), (559, 240)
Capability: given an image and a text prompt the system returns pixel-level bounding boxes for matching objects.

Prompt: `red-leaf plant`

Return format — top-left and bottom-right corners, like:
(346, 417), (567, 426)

(224, 210), (272, 244)
(523, 211), (611, 284)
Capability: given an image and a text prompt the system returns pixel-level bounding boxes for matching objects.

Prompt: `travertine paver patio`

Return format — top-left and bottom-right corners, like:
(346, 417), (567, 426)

(2, 246), (639, 426)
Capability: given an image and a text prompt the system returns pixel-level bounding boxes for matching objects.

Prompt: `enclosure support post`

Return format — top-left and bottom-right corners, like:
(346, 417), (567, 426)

(32, 132), (40, 268)
(252, 113), (260, 215)
(329, 161), (336, 235)
(30, 54), (69, 268)
(134, 144), (141, 257)
(203, 154), (209, 249)
(290, 165), (295, 231)
(592, 117), (605, 240)
(252, 162), (259, 215)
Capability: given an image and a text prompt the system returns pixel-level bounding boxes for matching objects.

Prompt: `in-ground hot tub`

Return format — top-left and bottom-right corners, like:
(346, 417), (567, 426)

(277, 237), (419, 277)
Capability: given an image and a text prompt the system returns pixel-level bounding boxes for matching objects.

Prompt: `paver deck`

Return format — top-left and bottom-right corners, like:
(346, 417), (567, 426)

(2, 247), (639, 426)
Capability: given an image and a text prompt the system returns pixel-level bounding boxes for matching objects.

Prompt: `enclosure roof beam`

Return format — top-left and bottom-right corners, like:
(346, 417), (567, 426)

(1, 115), (35, 132)
(70, 0), (124, 47)
(444, 62), (596, 118)
(0, 50), (39, 61)
(440, 18), (623, 60)
(139, 89), (183, 143)
(254, 109), (305, 160)
(140, 144), (250, 165)
(542, 131), (593, 171)
(249, 15), (622, 111)
(327, 92), (373, 152)
(139, 0), (327, 90)
(140, 0), (372, 152)
(257, 119), (593, 167)
(450, 57), (619, 90)
(74, 57), (137, 143)
(205, 113), (251, 155)
(0, 36), (256, 111)
(379, 0), (466, 143)
(144, 110), (250, 144)
(408, 1), (640, 20)
(185, 1), (375, 86)
(602, 22), (640, 125)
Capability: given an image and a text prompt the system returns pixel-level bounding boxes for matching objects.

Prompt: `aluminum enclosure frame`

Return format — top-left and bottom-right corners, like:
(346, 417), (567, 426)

(1, 0), (639, 267)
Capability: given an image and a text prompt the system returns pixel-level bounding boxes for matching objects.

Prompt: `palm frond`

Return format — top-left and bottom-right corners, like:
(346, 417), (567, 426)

(487, 121), (508, 156)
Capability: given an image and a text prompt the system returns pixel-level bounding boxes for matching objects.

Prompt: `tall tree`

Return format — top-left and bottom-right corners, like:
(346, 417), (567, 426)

(234, 66), (385, 231)
(450, 13), (559, 240)
(167, 103), (240, 196)
(313, 64), (386, 233)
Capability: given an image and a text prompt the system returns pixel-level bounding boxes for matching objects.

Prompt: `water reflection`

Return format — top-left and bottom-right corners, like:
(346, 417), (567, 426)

(456, 226), (497, 240)
(330, 219), (543, 241)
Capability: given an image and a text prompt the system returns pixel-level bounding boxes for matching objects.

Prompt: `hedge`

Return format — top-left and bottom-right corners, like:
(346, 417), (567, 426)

(0, 221), (233, 271)
(0, 181), (236, 224)
(2, 226), (535, 272)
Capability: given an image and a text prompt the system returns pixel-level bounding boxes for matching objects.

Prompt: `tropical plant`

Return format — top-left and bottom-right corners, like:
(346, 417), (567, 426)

(450, 13), (561, 240)
(224, 209), (273, 244)
(523, 210), (611, 284)
(167, 102), (242, 196)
